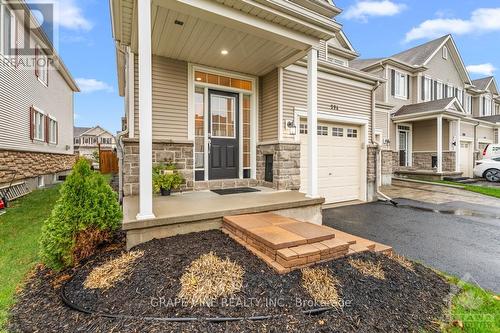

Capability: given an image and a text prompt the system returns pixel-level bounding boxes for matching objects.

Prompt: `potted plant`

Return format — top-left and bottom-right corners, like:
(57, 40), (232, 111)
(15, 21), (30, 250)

(153, 164), (184, 196)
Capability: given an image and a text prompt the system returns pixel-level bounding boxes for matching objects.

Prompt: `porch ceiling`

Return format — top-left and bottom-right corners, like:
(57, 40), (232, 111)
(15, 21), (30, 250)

(148, 5), (305, 75)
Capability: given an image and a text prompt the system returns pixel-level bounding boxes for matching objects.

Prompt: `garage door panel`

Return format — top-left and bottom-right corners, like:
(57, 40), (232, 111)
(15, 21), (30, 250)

(300, 122), (363, 204)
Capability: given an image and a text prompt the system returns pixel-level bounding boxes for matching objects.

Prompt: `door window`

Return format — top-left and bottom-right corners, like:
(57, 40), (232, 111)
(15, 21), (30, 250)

(399, 131), (408, 166)
(211, 94), (236, 138)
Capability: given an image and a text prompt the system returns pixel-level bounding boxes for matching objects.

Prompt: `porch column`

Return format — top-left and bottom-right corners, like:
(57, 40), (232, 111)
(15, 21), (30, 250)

(455, 119), (461, 172)
(137, 0), (155, 220)
(436, 116), (443, 173)
(307, 48), (318, 198)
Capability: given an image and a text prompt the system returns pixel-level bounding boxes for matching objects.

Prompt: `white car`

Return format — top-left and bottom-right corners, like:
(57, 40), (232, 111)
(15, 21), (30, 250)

(473, 157), (500, 182)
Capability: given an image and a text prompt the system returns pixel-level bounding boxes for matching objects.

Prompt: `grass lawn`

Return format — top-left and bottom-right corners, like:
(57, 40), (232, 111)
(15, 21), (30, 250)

(434, 180), (500, 199)
(441, 274), (500, 333)
(0, 185), (61, 331)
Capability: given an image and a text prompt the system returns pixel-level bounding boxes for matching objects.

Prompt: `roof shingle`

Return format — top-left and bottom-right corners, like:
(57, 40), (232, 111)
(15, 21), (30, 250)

(393, 97), (456, 117)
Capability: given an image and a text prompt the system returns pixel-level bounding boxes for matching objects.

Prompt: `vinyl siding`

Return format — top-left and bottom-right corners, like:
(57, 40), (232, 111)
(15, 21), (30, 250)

(461, 123), (475, 139)
(0, 20), (74, 154)
(282, 69), (372, 138)
(375, 110), (389, 140)
(477, 126), (494, 142)
(412, 119), (450, 151)
(259, 69), (279, 142)
(133, 55), (188, 140)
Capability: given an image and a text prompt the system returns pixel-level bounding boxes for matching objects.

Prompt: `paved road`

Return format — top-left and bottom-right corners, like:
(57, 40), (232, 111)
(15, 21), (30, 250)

(323, 199), (500, 293)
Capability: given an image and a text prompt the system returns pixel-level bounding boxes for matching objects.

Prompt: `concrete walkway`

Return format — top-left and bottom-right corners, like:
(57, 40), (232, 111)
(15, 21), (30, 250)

(381, 179), (500, 208)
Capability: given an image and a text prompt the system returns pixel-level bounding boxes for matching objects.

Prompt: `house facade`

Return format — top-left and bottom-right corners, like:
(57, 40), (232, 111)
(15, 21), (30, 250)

(351, 35), (500, 182)
(0, 1), (79, 190)
(74, 126), (117, 160)
(111, 0), (387, 221)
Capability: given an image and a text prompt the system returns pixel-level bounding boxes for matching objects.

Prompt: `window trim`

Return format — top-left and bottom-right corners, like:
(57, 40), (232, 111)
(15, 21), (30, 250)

(423, 76), (432, 102)
(32, 106), (45, 142)
(442, 46), (448, 60)
(394, 70), (408, 99)
(0, 3), (16, 58)
(35, 45), (49, 87)
(435, 80), (444, 100)
(48, 116), (57, 144)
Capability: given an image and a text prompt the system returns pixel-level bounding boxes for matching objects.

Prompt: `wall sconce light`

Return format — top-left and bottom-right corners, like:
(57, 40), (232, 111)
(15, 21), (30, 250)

(286, 120), (297, 135)
(383, 139), (390, 146)
(452, 136), (457, 147)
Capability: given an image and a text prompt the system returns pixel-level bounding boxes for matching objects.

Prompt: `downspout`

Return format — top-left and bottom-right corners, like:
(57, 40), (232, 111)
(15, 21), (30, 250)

(116, 44), (128, 204)
(371, 80), (397, 206)
(473, 121), (480, 166)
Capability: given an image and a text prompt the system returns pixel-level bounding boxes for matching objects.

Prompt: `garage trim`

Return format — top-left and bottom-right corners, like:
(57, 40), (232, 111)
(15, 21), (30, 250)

(293, 107), (369, 202)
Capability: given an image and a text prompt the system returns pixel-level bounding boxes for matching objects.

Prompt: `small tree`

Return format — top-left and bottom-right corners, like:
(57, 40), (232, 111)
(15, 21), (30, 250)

(39, 158), (122, 270)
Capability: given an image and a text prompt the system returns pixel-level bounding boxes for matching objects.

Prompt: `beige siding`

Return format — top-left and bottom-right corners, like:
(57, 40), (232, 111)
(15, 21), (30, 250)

(412, 119), (450, 151)
(0, 20), (74, 154)
(375, 110), (389, 140)
(425, 45), (464, 90)
(134, 56), (188, 140)
(259, 69), (279, 142)
(282, 69), (372, 138)
(461, 123), (475, 139)
(477, 126), (494, 142)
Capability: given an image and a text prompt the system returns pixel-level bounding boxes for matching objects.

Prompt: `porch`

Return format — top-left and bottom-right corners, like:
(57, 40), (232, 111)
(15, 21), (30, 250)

(112, 0), (342, 222)
(123, 188), (324, 249)
(392, 98), (465, 179)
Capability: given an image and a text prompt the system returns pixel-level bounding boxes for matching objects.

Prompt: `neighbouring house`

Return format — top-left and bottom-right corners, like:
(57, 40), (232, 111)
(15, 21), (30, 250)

(110, 0), (385, 248)
(0, 1), (79, 192)
(74, 126), (117, 160)
(351, 35), (500, 182)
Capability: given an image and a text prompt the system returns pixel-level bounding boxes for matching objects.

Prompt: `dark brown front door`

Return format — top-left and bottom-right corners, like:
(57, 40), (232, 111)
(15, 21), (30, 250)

(209, 90), (239, 180)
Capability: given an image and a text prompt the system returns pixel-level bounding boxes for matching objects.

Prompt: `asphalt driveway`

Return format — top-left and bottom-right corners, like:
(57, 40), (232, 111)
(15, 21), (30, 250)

(323, 199), (500, 293)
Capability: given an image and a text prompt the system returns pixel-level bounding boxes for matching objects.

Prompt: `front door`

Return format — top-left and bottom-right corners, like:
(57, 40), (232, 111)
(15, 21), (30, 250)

(399, 130), (408, 166)
(208, 90), (239, 180)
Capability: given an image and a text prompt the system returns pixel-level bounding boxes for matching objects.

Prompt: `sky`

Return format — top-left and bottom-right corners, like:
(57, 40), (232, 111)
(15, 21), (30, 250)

(52, 0), (500, 134)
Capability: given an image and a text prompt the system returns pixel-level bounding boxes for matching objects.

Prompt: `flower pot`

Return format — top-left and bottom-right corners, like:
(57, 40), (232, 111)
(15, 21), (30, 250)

(160, 188), (171, 196)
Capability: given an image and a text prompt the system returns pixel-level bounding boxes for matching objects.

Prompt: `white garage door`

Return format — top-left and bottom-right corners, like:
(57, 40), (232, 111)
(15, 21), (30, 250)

(300, 122), (363, 204)
(460, 141), (473, 178)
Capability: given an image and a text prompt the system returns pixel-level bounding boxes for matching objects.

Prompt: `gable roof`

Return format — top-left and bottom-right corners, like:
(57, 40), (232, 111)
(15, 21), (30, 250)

(351, 35), (471, 84)
(472, 77), (493, 90)
(393, 97), (462, 117)
(74, 127), (92, 137)
(391, 35), (449, 66)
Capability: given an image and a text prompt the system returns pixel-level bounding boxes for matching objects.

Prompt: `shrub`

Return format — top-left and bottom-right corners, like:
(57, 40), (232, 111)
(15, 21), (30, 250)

(39, 159), (122, 270)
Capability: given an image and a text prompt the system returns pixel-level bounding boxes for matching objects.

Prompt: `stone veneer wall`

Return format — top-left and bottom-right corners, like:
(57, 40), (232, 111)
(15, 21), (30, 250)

(122, 139), (194, 196)
(256, 143), (300, 190)
(0, 149), (76, 184)
(367, 145), (377, 183)
(412, 151), (456, 171)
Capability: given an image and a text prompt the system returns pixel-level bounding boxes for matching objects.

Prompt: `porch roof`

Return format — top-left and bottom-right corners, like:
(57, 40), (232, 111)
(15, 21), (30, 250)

(392, 97), (466, 122)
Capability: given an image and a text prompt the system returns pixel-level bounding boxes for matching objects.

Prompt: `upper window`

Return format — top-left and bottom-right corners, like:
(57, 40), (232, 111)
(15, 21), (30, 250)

(36, 46), (49, 86)
(48, 118), (57, 144)
(483, 95), (492, 116)
(495, 103), (500, 115)
(465, 94), (472, 114)
(446, 84), (454, 98)
(423, 77), (432, 102)
(435, 81), (443, 100)
(33, 109), (44, 141)
(394, 71), (407, 99)
(442, 46), (448, 59)
(1, 4), (15, 57)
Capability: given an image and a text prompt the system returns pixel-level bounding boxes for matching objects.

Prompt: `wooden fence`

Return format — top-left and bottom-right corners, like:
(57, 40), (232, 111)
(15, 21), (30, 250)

(99, 150), (119, 174)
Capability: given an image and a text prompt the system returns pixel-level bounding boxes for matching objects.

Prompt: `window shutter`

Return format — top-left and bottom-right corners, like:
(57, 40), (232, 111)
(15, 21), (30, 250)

(35, 47), (40, 77)
(55, 121), (59, 145)
(391, 69), (395, 96)
(29, 107), (34, 141)
(483, 96), (486, 115)
(443, 84), (447, 98)
(455, 88), (458, 98)
(407, 75), (410, 100)
(421, 77), (425, 100)
(45, 115), (50, 143)
(433, 81), (437, 100)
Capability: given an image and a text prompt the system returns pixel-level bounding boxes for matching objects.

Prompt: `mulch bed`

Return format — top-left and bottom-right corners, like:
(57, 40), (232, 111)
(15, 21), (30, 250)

(8, 230), (451, 332)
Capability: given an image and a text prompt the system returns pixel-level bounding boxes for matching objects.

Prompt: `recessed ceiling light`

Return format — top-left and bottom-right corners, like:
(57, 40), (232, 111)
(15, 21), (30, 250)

(196, 77), (202, 81)
(221, 49), (228, 55)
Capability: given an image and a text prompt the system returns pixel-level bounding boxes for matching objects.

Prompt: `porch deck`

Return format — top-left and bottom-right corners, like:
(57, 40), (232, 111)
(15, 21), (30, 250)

(395, 169), (462, 181)
(122, 188), (324, 249)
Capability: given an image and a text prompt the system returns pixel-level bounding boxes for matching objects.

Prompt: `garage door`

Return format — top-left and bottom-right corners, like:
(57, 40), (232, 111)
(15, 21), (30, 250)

(460, 141), (473, 178)
(300, 122), (363, 204)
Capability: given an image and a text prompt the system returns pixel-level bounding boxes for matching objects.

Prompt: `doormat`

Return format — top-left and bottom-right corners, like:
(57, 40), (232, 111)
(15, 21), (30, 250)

(211, 187), (261, 195)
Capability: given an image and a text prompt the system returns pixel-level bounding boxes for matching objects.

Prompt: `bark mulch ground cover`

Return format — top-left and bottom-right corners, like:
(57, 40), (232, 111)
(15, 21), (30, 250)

(8, 230), (451, 332)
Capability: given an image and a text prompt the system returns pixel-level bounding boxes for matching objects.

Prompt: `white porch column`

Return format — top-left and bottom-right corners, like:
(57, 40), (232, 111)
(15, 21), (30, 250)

(307, 48), (318, 198)
(436, 116), (443, 173)
(455, 119), (461, 172)
(137, 0), (155, 220)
